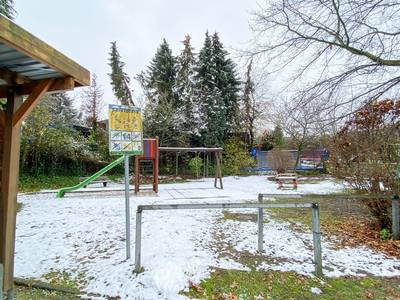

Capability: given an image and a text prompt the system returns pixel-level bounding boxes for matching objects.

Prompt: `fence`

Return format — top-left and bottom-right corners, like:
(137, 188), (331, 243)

(134, 197), (323, 276)
(255, 149), (328, 171)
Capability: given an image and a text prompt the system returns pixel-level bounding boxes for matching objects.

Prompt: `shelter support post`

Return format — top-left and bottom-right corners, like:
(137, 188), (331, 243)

(0, 90), (23, 300)
(392, 195), (399, 240)
(0, 264), (3, 300)
(311, 203), (323, 276)
(153, 138), (159, 193)
(257, 194), (264, 252)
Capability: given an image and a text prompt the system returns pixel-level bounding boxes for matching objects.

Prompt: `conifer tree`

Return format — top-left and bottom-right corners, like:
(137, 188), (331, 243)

(243, 60), (256, 147)
(0, 0), (15, 19)
(196, 32), (221, 146)
(176, 35), (197, 145)
(81, 73), (104, 132)
(211, 32), (241, 134)
(47, 92), (78, 128)
(140, 39), (179, 146)
(108, 42), (134, 106)
(196, 31), (240, 146)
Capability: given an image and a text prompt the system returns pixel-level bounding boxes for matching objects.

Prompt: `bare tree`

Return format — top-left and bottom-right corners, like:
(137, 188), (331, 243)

(81, 73), (104, 131)
(272, 98), (326, 166)
(250, 0), (400, 120)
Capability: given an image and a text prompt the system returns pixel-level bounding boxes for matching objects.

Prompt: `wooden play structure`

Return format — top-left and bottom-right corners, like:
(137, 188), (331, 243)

(276, 173), (298, 189)
(0, 16), (90, 299)
(133, 140), (224, 194)
(134, 138), (159, 194)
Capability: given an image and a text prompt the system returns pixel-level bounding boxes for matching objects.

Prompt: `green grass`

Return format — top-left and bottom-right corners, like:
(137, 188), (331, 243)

(19, 175), (81, 193)
(184, 269), (400, 300)
(15, 271), (80, 300)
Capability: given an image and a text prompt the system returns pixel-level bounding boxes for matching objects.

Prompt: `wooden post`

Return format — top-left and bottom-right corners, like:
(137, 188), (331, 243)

(0, 89), (23, 299)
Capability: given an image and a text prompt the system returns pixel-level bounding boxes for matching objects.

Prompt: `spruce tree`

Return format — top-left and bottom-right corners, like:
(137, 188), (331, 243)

(197, 31), (240, 147)
(176, 35), (197, 145)
(196, 31), (222, 146)
(146, 39), (177, 106)
(45, 92), (78, 128)
(211, 32), (240, 135)
(141, 39), (179, 146)
(108, 42), (134, 106)
(0, 0), (15, 19)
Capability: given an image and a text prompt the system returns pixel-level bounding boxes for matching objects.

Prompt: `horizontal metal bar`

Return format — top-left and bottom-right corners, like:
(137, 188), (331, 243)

(260, 193), (392, 200)
(159, 147), (223, 153)
(137, 202), (314, 212)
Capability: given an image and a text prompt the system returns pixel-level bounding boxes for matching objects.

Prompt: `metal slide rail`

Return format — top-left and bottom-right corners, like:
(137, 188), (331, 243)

(56, 155), (125, 198)
(134, 197), (323, 276)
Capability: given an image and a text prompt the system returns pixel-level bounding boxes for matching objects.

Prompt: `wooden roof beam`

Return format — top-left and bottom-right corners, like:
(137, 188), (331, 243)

(12, 78), (54, 127)
(0, 15), (90, 86)
(0, 76), (75, 98)
(0, 67), (31, 85)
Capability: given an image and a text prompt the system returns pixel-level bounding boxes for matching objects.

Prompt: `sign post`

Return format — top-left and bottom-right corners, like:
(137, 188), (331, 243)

(108, 104), (143, 259)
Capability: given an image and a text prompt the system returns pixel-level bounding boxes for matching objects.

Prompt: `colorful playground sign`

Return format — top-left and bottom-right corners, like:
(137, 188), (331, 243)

(108, 104), (143, 155)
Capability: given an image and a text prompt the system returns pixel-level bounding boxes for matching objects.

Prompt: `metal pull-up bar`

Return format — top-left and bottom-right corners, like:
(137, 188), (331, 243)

(134, 198), (323, 276)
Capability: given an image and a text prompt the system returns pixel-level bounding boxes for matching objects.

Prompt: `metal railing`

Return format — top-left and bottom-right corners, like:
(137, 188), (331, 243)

(134, 196), (323, 276)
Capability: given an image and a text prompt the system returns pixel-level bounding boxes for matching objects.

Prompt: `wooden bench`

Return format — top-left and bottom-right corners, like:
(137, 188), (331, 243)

(80, 176), (109, 188)
(276, 173), (298, 189)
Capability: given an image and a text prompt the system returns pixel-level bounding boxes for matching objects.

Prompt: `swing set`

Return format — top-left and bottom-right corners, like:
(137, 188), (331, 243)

(133, 139), (224, 194)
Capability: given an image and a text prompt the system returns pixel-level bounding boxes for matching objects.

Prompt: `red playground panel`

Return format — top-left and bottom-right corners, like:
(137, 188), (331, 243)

(134, 138), (159, 194)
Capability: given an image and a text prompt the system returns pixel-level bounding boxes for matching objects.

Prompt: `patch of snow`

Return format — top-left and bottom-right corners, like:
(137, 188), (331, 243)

(14, 176), (399, 299)
(311, 287), (322, 295)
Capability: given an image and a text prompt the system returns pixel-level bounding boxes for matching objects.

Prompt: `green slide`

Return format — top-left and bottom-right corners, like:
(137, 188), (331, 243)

(57, 156), (125, 198)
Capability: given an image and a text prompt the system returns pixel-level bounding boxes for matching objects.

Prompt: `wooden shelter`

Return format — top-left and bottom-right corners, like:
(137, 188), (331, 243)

(0, 15), (90, 299)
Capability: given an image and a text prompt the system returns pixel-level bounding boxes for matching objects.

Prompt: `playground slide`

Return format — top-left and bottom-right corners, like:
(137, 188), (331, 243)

(57, 156), (125, 198)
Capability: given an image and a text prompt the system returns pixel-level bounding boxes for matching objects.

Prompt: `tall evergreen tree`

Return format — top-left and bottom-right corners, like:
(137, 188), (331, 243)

(108, 42), (134, 106)
(211, 32), (241, 134)
(0, 0), (15, 19)
(196, 31), (225, 146)
(146, 39), (177, 106)
(141, 39), (179, 146)
(176, 35), (198, 144)
(196, 31), (240, 146)
(46, 92), (78, 128)
(242, 59), (256, 147)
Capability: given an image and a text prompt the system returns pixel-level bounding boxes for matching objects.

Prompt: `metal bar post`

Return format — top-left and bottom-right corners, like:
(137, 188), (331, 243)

(311, 203), (323, 276)
(135, 210), (142, 272)
(392, 195), (399, 240)
(124, 154), (131, 259)
(258, 194), (264, 252)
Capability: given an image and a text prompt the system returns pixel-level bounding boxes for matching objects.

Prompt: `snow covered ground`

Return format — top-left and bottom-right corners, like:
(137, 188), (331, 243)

(15, 176), (400, 299)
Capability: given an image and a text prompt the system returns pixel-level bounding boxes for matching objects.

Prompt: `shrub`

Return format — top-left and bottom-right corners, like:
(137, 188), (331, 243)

(223, 138), (256, 175)
(380, 228), (392, 241)
(267, 149), (295, 173)
(188, 156), (203, 178)
(330, 99), (400, 229)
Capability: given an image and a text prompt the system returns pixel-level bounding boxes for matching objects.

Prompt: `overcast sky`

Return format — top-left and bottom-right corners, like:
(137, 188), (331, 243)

(14, 0), (260, 114)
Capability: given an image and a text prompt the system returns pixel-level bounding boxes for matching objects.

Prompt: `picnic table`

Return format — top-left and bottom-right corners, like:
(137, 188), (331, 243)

(276, 173), (298, 189)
